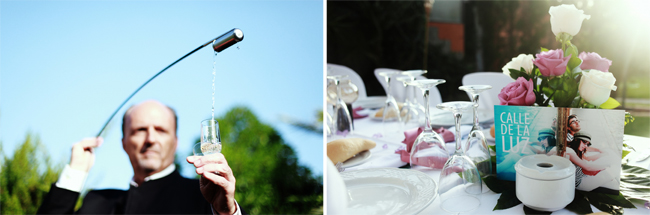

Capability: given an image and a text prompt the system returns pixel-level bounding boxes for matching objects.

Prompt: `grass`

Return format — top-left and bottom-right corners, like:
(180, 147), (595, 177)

(624, 116), (650, 138)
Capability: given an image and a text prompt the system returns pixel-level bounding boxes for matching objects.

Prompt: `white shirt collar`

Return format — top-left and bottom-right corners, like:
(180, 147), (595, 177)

(130, 164), (176, 187)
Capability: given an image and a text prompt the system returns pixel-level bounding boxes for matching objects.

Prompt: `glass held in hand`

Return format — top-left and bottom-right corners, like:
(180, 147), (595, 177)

(193, 119), (222, 156)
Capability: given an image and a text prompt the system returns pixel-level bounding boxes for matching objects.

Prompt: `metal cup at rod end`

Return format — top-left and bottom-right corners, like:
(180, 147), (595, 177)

(212, 28), (244, 53)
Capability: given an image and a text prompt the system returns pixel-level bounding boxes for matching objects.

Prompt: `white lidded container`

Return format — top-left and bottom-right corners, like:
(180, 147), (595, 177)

(515, 154), (576, 212)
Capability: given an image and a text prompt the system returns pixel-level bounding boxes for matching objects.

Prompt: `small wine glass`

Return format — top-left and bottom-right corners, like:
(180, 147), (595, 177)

(397, 76), (419, 128)
(328, 79), (359, 130)
(327, 75), (353, 135)
(437, 101), (482, 214)
(408, 79), (448, 169)
(377, 71), (402, 137)
(193, 119), (222, 156)
(459, 85), (493, 181)
(401, 70), (427, 115)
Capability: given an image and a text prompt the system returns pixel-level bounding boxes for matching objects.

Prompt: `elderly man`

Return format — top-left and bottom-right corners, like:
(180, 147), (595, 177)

(38, 100), (242, 214)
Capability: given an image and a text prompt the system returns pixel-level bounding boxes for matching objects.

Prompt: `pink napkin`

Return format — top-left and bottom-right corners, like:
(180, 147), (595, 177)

(395, 126), (454, 168)
(352, 106), (368, 119)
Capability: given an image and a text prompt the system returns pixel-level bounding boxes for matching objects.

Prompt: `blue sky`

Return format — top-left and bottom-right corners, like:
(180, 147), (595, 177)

(1, 0), (324, 190)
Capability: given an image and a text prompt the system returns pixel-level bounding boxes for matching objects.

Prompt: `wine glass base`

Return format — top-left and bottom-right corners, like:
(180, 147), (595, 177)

(441, 195), (480, 213)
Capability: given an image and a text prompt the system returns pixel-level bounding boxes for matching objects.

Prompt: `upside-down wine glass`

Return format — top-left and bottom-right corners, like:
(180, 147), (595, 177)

(459, 85), (493, 181)
(193, 119), (221, 156)
(397, 70), (427, 128)
(326, 75), (353, 135)
(402, 70), (427, 114)
(408, 79), (448, 169)
(397, 76), (419, 129)
(437, 101), (482, 213)
(377, 71), (402, 137)
(328, 79), (359, 131)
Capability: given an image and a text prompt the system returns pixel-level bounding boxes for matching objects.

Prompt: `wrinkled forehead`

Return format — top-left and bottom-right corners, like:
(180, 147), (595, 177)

(124, 102), (175, 130)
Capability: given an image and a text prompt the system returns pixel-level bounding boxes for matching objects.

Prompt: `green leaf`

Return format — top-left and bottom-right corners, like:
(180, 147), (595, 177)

(623, 164), (650, 175)
(483, 175), (515, 193)
(551, 76), (579, 107)
(590, 202), (625, 215)
(600, 97), (621, 109)
(625, 112), (635, 126)
(494, 188), (521, 210)
(548, 77), (562, 89)
(565, 190), (593, 214)
(523, 206), (552, 215)
(583, 191), (636, 209)
(622, 150), (631, 159)
(565, 44), (581, 71)
(541, 47), (549, 52)
(509, 68), (524, 80)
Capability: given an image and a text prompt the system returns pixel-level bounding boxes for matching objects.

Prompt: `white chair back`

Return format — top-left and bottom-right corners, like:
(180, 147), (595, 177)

(462, 72), (515, 109)
(327, 64), (367, 99)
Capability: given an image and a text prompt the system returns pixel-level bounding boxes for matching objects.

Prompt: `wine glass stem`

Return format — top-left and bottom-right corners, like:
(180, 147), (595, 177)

(385, 75), (392, 100)
(423, 89), (432, 132)
(454, 112), (463, 155)
(471, 93), (480, 130)
(411, 78), (417, 106)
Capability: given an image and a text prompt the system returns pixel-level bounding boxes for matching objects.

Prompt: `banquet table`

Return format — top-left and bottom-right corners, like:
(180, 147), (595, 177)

(327, 108), (650, 215)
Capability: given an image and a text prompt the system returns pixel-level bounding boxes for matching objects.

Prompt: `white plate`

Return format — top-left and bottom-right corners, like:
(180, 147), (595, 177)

(342, 150), (371, 168)
(341, 168), (437, 215)
(353, 96), (387, 109)
(430, 109), (494, 127)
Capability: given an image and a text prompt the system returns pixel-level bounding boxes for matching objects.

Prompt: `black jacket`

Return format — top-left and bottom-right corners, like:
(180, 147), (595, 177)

(37, 170), (241, 214)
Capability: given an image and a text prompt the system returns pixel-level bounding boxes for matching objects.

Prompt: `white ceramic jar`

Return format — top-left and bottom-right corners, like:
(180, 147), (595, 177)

(515, 154), (575, 212)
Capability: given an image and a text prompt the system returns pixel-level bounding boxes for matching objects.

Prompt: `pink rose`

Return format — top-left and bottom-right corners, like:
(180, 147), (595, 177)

(579, 52), (612, 72)
(498, 77), (536, 106)
(533, 49), (571, 77)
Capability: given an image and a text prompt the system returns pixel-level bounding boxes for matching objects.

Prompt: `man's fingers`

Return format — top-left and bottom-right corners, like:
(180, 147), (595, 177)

(186, 156), (199, 164)
(202, 171), (231, 188)
(193, 153), (227, 168)
(75, 137), (103, 149)
(197, 164), (232, 176)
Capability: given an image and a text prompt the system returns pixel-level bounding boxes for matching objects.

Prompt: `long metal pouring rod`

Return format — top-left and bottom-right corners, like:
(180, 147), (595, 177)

(96, 28), (244, 137)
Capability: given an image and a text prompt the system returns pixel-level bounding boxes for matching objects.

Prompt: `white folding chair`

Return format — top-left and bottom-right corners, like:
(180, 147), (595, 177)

(462, 72), (515, 110)
(327, 63), (367, 99)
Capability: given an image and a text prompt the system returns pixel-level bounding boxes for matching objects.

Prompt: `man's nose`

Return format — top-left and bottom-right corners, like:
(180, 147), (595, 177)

(146, 126), (158, 143)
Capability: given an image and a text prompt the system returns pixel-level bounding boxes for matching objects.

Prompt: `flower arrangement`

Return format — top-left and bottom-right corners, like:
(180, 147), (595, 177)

(498, 4), (619, 109)
(486, 4), (649, 214)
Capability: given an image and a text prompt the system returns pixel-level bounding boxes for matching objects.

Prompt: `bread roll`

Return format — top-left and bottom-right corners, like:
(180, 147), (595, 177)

(374, 103), (404, 118)
(490, 124), (495, 138)
(327, 138), (376, 164)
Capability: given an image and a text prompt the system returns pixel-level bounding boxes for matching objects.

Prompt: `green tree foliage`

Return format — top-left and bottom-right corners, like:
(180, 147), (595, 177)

(1, 133), (62, 214)
(196, 107), (323, 214)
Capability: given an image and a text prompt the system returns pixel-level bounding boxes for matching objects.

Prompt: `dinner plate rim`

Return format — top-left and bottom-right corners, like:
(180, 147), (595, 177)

(340, 168), (438, 215)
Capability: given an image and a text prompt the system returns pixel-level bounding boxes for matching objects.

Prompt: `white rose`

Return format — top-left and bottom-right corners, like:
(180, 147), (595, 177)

(549, 4), (591, 37)
(502, 54), (535, 77)
(579, 69), (617, 106)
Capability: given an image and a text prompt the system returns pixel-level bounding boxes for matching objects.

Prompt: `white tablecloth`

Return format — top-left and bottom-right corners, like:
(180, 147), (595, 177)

(327, 115), (650, 214)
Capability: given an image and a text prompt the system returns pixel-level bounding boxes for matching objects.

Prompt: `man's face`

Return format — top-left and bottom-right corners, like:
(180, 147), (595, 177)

(122, 101), (177, 175)
(569, 118), (581, 132)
